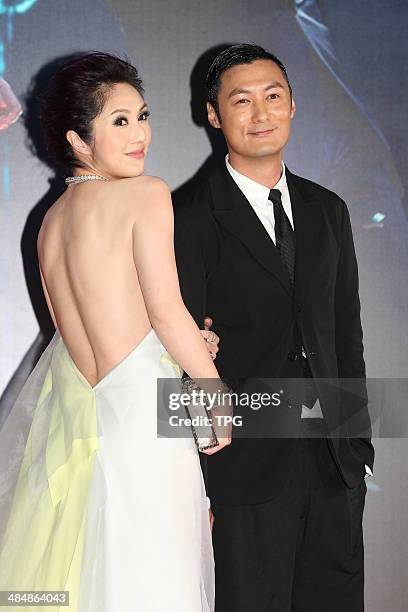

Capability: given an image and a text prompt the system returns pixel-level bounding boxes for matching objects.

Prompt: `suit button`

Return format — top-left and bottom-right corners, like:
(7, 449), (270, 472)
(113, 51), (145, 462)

(287, 351), (299, 361)
(308, 351), (317, 359)
(296, 303), (302, 312)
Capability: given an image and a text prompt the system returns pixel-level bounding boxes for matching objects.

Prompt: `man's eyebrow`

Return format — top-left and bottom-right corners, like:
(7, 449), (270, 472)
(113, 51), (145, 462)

(228, 81), (285, 99)
(109, 103), (148, 115)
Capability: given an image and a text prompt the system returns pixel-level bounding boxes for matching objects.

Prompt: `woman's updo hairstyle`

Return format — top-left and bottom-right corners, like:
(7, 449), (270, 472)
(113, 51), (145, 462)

(41, 52), (144, 170)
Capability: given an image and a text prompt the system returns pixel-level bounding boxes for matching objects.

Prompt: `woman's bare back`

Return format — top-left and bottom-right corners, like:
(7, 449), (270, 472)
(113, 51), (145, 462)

(38, 177), (153, 387)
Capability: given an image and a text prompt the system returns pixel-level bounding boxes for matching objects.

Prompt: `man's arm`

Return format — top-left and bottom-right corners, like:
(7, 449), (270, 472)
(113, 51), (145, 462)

(334, 199), (374, 473)
(173, 195), (210, 326)
(334, 200), (365, 380)
(172, 191), (218, 497)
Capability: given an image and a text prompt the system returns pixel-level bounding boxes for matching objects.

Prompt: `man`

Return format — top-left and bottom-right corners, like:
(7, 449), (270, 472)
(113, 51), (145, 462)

(174, 44), (374, 612)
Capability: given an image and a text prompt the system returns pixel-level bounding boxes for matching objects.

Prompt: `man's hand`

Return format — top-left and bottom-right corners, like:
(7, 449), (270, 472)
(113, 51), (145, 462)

(209, 508), (214, 532)
(200, 316), (219, 360)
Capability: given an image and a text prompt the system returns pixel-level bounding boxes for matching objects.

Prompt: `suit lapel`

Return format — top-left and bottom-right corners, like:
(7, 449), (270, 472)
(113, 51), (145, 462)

(209, 165), (293, 297)
(286, 168), (321, 294)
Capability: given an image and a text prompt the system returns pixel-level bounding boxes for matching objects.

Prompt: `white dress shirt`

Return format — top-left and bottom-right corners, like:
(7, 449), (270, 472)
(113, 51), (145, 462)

(226, 155), (293, 243)
(225, 156), (373, 478)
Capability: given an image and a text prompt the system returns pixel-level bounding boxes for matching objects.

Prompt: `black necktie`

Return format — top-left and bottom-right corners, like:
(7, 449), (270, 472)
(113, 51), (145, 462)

(269, 189), (295, 286)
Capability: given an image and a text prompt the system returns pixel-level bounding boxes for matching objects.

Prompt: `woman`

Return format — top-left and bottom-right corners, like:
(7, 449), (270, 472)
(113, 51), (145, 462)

(0, 53), (230, 611)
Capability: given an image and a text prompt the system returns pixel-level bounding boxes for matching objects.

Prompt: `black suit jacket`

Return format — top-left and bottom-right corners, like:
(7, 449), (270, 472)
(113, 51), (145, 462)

(173, 164), (374, 505)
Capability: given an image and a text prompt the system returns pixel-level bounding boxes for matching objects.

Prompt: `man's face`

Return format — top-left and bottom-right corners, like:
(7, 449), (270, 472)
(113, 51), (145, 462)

(207, 59), (295, 161)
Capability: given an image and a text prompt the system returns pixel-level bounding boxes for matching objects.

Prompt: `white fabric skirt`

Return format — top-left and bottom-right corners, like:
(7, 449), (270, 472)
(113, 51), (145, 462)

(0, 329), (214, 612)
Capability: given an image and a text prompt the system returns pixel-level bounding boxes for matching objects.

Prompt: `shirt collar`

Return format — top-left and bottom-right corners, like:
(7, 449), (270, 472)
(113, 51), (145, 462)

(225, 154), (287, 200)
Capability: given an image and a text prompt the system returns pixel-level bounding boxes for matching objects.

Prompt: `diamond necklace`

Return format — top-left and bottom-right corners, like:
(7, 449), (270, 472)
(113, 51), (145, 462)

(65, 174), (109, 185)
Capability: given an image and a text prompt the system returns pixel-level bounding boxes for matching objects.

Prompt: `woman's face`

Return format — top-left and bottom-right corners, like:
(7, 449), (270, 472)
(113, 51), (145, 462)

(82, 82), (151, 179)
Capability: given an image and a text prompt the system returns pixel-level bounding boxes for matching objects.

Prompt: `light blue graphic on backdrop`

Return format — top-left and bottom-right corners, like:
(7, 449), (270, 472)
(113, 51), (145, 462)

(0, 1), (39, 198)
(0, 0), (39, 45)
(372, 212), (385, 224)
(294, 0), (387, 147)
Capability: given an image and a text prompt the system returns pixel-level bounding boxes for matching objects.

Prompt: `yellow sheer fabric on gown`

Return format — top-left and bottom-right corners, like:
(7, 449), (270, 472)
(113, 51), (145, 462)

(0, 336), (99, 610)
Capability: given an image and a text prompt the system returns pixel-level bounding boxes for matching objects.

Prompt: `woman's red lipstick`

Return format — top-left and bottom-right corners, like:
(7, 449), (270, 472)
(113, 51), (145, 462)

(126, 149), (145, 159)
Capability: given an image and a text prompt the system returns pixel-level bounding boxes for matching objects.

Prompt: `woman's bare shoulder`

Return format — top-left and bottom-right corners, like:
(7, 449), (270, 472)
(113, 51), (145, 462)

(37, 193), (66, 248)
(120, 175), (170, 198)
(118, 175), (172, 215)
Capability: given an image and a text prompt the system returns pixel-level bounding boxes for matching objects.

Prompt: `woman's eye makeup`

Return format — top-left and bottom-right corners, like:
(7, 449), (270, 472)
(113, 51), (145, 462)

(138, 109), (151, 121)
(113, 115), (128, 126)
(112, 109), (151, 125)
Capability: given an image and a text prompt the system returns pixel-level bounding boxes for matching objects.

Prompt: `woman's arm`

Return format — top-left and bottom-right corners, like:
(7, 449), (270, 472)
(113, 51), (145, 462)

(131, 177), (221, 382)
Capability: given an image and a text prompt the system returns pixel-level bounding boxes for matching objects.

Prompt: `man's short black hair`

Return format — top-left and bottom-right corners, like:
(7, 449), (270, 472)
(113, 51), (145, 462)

(206, 43), (292, 115)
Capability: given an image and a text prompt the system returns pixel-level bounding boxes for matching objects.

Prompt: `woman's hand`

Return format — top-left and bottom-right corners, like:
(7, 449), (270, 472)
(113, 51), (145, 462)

(201, 431), (232, 455)
(201, 401), (232, 455)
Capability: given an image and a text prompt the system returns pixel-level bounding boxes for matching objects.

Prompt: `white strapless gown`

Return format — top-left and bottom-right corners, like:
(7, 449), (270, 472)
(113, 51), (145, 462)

(0, 329), (214, 611)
